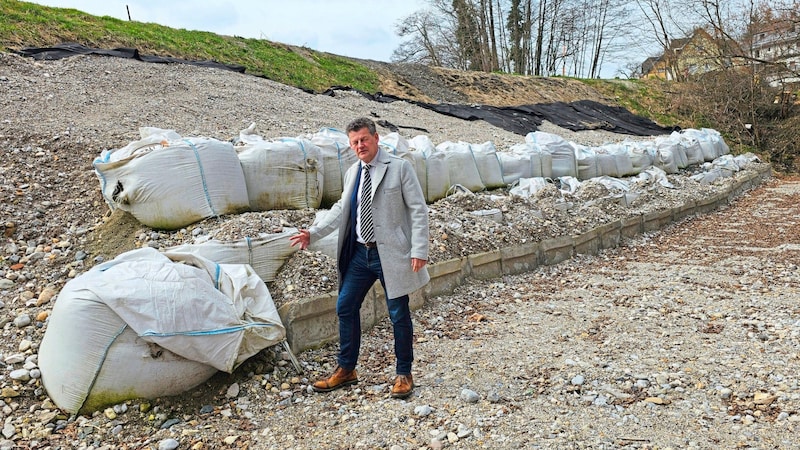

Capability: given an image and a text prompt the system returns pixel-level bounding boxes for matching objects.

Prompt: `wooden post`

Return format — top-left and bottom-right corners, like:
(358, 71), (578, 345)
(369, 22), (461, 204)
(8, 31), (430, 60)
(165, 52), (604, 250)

(126, 5), (131, 21)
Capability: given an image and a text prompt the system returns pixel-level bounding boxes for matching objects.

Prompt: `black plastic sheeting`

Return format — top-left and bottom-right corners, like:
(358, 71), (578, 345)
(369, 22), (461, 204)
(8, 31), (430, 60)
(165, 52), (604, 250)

(326, 87), (676, 137)
(13, 42), (246, 73)
(14, 44), (674, 137)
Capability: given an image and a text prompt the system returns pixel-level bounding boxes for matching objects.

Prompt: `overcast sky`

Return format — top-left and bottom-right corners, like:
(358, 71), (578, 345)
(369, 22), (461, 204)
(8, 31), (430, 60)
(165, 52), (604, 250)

(28, 0), (428, 62)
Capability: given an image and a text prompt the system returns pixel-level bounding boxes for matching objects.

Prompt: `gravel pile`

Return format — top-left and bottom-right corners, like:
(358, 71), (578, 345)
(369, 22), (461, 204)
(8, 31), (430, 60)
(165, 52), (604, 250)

(0, 52), (790, 449)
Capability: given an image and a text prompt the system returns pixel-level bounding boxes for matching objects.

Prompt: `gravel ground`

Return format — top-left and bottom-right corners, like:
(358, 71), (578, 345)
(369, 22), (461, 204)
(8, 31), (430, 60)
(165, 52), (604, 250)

(0, 52), (793, 449)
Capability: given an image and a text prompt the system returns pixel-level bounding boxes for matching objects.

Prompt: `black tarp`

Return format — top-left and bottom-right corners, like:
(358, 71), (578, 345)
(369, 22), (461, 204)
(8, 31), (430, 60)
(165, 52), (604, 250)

(14, 43), (674, 137)
(13, 42), (246, 73)
(326, 87), (675, 137)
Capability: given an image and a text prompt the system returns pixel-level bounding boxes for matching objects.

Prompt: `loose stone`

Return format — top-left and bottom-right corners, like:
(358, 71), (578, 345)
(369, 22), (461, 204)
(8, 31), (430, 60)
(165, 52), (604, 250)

(158, 438), (180, 450)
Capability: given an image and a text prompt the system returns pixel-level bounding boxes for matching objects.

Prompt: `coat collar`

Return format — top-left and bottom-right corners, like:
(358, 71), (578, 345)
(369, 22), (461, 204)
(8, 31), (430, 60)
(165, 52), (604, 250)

(362, 148), (391, 188)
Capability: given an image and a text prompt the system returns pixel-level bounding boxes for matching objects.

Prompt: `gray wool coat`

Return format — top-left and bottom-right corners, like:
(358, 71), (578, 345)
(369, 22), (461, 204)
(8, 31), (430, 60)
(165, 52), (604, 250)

(308, 149), (430, 299)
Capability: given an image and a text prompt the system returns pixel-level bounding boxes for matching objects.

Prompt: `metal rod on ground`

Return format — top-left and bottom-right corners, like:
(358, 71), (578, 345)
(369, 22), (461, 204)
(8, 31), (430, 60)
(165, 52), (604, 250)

(282, 340), (302, 373)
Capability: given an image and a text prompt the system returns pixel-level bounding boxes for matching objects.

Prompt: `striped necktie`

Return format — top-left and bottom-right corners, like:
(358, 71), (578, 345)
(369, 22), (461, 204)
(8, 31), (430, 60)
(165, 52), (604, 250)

(360, 164), (374, 243)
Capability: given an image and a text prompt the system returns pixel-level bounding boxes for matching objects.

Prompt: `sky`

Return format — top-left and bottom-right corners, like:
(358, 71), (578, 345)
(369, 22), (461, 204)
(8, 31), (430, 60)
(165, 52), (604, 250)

(27, 0), (429, 62)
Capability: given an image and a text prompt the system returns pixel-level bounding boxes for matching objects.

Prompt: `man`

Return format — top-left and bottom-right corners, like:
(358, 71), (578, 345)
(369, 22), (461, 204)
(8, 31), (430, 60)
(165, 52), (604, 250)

(289, 117), (429, 399)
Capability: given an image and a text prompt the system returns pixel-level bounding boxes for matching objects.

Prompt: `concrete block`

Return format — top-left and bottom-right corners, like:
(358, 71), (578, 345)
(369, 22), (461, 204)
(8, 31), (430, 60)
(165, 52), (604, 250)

(500, 242), (541, 275)
(279, 292), (339, 352)
(620, 215), (643, 239)
(541, 235), (573, 265)
(643, 209), (672, 232)
(597, 220), (621, 250)
(468, 250), (502, 280)
(573, 227), (601, 256)
(672, 200), (696, 221)
(424, 257), (467, 298)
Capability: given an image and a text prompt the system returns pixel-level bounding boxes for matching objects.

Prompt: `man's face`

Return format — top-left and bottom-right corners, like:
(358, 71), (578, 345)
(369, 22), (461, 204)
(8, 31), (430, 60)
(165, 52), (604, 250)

(348, 127), (380, 164)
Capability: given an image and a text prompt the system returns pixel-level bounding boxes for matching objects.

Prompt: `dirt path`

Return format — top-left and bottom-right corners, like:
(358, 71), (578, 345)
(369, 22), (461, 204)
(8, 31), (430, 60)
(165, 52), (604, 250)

(251, 176), (800, 449)
(403, 176), (800, 448)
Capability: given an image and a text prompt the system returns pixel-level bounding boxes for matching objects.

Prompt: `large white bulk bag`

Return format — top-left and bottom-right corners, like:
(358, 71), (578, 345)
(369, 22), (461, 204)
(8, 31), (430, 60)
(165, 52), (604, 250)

(93, 128), (250, 230)
(468, 141), (506, 189)
(237, 137), (324, 211)
(574, 144), (601, 180)
(380, 132), (411, 155)
(596, 144), (636, 178)
(39, 248), (285, 414)
(703, 128), (730, 156)
(651, 146), (679, 174)
(526, 131), (578, 178)
(407, 135), (439, 202)
(499, 149), (531, 184)
(675, 132), (704, 165)
(408, 137), (450, 202)
(682, 129), (718, 161)
(654, 133), (689, 169)
(624, 141), (655, 174)
(506, 143), (554, 181)
(436, 141), (485, 193)
(309, 128), (358, 208)
(167, 229), (299, 283)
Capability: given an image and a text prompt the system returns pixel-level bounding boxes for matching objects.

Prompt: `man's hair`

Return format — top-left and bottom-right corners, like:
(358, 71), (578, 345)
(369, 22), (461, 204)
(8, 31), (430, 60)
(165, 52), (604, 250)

(346, 117), (377, 135)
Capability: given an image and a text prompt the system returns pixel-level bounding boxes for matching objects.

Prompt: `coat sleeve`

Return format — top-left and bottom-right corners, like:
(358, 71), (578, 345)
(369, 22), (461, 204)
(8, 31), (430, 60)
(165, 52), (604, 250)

(400, 159), (429, 260)
(308, 164), (355, 242)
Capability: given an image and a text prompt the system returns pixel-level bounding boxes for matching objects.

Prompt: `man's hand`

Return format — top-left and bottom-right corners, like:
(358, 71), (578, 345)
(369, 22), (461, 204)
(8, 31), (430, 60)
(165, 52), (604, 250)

(289, 229), (310, 250)
(411, 258), (427, 273)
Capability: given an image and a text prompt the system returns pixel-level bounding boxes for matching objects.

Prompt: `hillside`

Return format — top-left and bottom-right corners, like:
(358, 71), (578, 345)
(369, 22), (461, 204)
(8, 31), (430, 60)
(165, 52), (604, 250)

(0, 0), (680, 128)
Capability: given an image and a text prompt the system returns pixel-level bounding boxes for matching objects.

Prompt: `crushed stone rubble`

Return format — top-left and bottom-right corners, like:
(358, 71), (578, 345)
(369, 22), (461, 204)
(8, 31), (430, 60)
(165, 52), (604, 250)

(0, 51), (794, 449)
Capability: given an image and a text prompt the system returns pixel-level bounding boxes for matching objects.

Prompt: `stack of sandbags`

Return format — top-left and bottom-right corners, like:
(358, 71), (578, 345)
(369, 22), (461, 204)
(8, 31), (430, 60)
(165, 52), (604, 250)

(93, 128), (250, 230)
(39, 248), (285, 414)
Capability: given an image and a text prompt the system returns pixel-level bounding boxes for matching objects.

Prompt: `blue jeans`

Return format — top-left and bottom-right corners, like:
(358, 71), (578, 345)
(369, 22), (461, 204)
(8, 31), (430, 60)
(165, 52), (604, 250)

(336, 244), (413, 375)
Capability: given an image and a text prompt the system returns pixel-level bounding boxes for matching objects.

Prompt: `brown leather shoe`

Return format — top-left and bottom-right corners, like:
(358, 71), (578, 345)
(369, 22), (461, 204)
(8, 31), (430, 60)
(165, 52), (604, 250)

(391, 374), (414, 399)
(312, 367), (358, 393)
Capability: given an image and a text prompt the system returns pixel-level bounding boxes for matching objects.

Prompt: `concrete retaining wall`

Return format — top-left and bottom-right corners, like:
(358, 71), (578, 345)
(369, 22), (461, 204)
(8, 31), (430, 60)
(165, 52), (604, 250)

(278, 166), (772, 352)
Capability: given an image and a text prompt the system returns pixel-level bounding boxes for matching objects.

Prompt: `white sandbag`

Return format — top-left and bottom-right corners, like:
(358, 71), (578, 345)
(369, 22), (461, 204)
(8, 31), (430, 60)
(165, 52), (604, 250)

(526, 131), (578, 178)
(709, 154), (739, 177)
(93, 128), (250, 230)
(39, 248), (285, 414)
(574, 144), (601, 180)
(734, 152), (761, 168)
(410, 138), (450, 203)
(690, 168), (724, 184)
(675, 131), (705, 165)
(167, 229), (299, 283)
(592, 176), (631, 192)
(596, 144), (636, 178)
(309, 128), (358, 208)
(653, 133), (689, 170)
(405, 136), (435, 200)
(436, 141), (485, 193)
(506, 143), (554, 181)
(682, 128), (718, 161)
(449, 141), (505, 189)
(634, 166), (675, 189)
(237, 137), (324, 211)
(380, 132), (411, 155)
(40, 308), (217, 414)
(626, 140), (656, 174)
(703, 128), (730, 156)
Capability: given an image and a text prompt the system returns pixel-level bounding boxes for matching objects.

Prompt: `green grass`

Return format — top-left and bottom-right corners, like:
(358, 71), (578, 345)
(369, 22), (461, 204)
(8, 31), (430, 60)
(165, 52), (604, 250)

(580, 78), (681, 128)
(0, 0), (380, 92)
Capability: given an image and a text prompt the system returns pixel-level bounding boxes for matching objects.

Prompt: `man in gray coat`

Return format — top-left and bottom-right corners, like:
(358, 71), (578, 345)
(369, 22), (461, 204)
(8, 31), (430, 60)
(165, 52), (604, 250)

(290, 117), (429, 399)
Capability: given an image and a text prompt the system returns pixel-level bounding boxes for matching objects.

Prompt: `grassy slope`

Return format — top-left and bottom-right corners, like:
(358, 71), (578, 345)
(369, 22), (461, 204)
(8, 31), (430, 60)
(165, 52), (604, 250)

(1, 0), (682, 130)
(0, 0), (380, 92)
